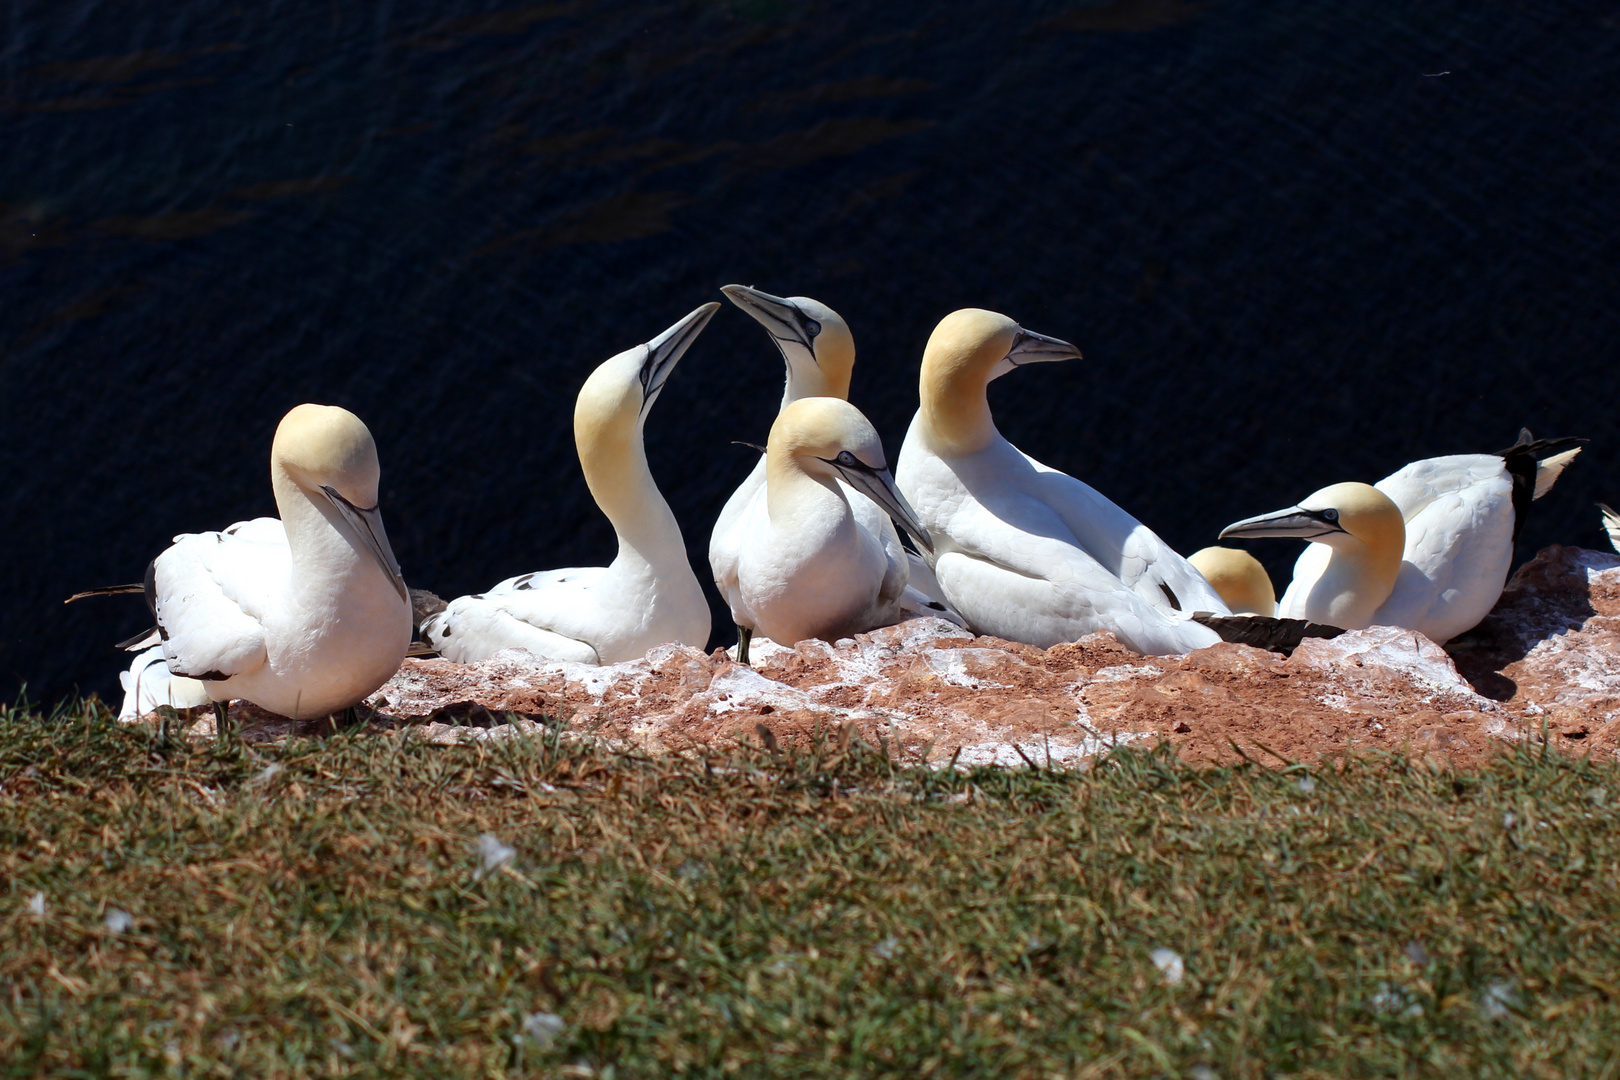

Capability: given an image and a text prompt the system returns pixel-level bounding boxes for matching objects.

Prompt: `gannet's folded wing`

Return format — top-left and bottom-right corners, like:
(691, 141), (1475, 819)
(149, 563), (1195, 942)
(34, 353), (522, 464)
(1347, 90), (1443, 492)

(1023, 454), (1229, 615)
(153, 521), (287, 680)
(1374, 457), (1514, 642)
(935, 495), (1218, 654)
(422, 567), (609, 664)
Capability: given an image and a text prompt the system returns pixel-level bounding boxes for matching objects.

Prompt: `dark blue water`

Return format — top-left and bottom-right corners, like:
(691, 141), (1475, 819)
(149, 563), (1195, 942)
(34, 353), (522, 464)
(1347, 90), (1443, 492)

(4, 0), (1618, 707)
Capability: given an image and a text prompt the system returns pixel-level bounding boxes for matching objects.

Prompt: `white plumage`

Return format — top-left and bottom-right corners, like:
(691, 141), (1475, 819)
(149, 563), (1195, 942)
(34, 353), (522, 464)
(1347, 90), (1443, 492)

(1600, 503), (1620, 554)
(725, 397), (934, 651)
(895, 309), (1229, 656)
(145, 404), (412, 719)
(117, 646), (210, 722)
(709, 285), (958, 636)
(421, 304), (717, 664)
(1224, 435), (1581, 643)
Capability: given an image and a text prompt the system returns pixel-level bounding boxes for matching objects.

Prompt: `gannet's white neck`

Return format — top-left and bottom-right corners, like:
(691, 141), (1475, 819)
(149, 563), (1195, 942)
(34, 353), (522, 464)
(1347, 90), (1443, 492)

(579, 415), (690, 575)
(268, 403), (406, 612)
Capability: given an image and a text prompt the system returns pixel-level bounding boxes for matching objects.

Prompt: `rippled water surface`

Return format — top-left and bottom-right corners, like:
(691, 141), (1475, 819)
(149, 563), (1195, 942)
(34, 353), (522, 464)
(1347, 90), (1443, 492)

(4, 0), (1617, 704)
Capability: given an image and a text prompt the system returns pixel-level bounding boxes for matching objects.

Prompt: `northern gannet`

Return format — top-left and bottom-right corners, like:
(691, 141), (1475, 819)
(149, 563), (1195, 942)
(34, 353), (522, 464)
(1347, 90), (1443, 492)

(90, 404), (412, 721)
(894, 308), (1230, 655)
(1187, 546), (1276, 617)
(421, 304), (718, 664)
(725, 396), (933, 660)
(1600, 504), (1620, 553)
(117, 646), (211, 722)
(709, 284), (959, 653)
(1220, 432), (1583, 643)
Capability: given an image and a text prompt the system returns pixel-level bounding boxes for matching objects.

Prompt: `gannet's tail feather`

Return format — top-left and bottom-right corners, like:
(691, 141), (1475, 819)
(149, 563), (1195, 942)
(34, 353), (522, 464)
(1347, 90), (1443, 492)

(1533, 447), (1581, 499)
(1494, 429), (1585, 541)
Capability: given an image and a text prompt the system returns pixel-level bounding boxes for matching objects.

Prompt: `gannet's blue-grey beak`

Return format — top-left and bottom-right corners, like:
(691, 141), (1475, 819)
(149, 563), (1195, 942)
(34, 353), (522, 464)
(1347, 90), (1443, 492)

(639, 302), (721, 413)
(1220, 506), (1347, 541)
(321, 486), (409, 602)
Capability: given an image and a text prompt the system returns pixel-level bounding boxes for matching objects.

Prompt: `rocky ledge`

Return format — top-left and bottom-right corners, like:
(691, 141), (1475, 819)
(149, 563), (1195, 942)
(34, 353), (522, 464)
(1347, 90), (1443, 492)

(202, 546), (1620, 766)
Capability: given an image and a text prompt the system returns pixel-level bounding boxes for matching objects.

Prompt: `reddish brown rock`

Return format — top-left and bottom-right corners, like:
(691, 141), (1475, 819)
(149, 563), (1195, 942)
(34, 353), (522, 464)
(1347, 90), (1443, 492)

(129, 546), (1620, 767)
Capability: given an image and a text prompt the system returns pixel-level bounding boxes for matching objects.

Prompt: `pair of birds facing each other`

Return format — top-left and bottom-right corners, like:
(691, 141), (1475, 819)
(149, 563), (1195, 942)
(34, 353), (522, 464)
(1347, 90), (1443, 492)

(435, 284), (945, 670)
(1189, 430), (1583, 644)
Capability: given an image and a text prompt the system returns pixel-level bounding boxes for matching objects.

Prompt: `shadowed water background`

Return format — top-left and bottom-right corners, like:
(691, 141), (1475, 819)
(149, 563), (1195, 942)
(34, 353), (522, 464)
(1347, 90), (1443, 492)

(3, 0), (1617, 707)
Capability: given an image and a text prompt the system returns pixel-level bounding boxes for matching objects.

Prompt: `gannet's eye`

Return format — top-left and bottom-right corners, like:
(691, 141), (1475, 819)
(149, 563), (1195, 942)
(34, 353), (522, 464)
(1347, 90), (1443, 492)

(1323, 508), (1340, 523)
(803, 319), (821, 338)
(835, 451), (858, 467)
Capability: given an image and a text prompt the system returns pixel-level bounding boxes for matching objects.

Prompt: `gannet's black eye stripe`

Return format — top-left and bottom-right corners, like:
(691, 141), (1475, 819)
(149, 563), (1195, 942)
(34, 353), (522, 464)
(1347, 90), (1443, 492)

(819, 452), (879, 475)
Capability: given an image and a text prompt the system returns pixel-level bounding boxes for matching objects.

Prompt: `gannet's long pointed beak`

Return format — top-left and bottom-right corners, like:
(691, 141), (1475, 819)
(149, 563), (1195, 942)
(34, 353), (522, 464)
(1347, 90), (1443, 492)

(1219, 506), (1347, 541)
(321, 485), (409, 602)
(828, 457), (935, 556)
(990, 326), (1083, 381)
(720, 285), (819, 355)
(639, 302), (722, 413)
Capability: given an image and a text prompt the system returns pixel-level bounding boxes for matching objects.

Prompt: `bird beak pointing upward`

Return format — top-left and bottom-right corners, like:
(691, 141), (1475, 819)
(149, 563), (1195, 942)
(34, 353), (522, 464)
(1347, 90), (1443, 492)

(321, 485), (409, 602)
(826, 458), (935, 556)
(720, 285), (819, 355)
(639, 302), (722, 413)
(1219, 507), (1347, 541)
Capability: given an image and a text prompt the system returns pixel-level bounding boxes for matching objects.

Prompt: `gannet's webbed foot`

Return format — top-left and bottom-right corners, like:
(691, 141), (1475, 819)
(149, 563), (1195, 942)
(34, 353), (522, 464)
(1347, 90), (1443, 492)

(736, 625), (753, 667)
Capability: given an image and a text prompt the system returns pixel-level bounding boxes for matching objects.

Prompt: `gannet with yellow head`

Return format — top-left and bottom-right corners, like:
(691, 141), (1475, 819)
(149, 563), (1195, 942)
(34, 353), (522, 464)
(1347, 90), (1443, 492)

(726, 396), (933, 658)
(134, 403), (412, 719)
(1187, 546), (1276, 617)
(711, 285), (960, 655)
(894, 309), (1230, 655)
(1221, 431), (1583, 643)
(421, 304), (718, 664)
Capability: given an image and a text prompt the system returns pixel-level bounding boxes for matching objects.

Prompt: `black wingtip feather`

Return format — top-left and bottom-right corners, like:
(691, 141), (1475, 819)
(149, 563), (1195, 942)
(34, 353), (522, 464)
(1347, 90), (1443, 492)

(1191, 614), (1346, 655)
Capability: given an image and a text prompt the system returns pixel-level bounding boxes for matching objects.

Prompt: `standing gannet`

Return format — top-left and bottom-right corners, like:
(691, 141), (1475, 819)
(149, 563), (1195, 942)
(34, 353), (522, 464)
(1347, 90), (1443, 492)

(894, 309), (1230, 655)
(421, 304), (718, 664)
(111, 404), (412, 720)
(1600, 504), (1620, 553)
(1187, 546), (1276, 617)
(1220, 432), (1583, 643)
(710, 285), (959, 646)
(726, 397), (934, 660)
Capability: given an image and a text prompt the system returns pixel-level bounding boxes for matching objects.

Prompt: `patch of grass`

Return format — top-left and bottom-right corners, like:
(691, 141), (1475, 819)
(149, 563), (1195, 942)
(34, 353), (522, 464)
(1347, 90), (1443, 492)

(2, 700), (1619, 1078)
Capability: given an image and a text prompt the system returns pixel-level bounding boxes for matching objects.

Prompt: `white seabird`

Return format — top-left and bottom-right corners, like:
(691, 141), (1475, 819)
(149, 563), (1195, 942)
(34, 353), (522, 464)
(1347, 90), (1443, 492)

(1600, 503), (1620, 554)
(726, 396), (934, 659)
(1187, 546), (1276, 617)
(128, 404), (412, 720)
(421, 304), (718, 664)
(1220, 432), (1583, 643)
(117, 645), (211, 722)
(710, 285), (960, 650)
(894, 308), (1230, 655)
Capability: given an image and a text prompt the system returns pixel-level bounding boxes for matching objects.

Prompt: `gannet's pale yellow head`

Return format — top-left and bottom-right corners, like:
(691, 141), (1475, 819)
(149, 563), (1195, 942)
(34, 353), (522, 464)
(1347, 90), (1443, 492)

(271, 403), (406, 601)
(273, 403), (382, 506)
(768, 397), (933, 555)
(918, 309), (1082, 456)
(575, 302), (720, 455)
(721, 285), (854, 401)
(1220, 481), (1404, 556)
(1187, 546), (1276, 617)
